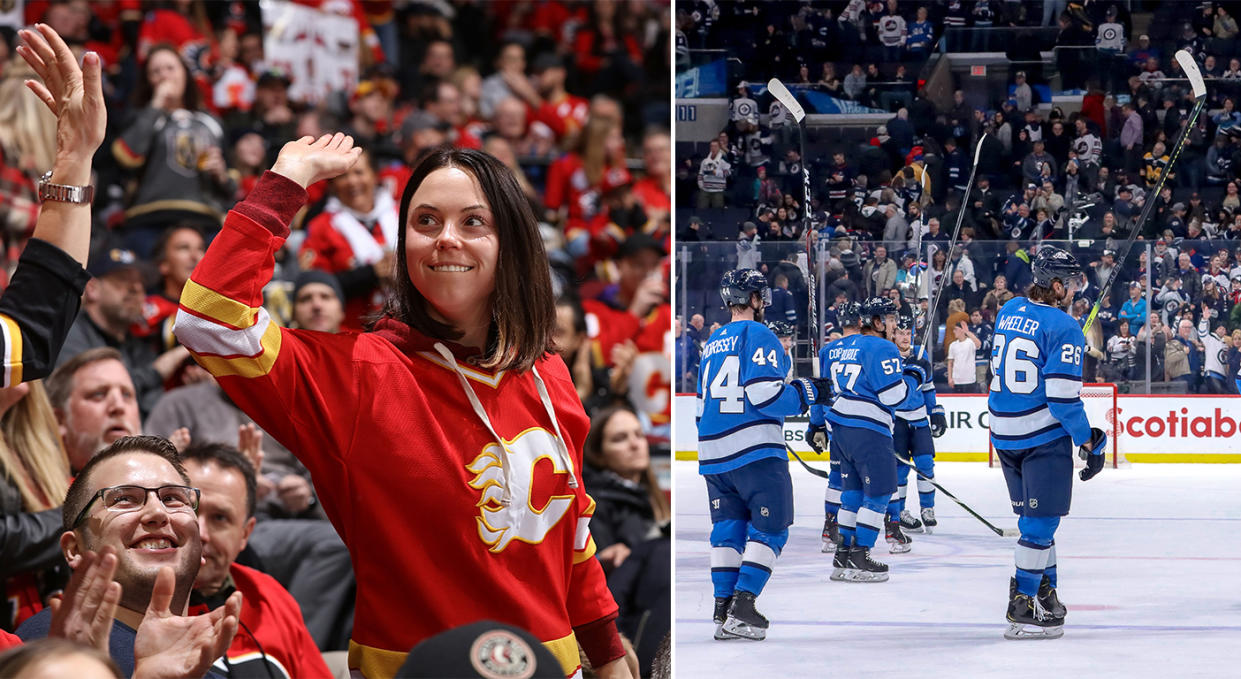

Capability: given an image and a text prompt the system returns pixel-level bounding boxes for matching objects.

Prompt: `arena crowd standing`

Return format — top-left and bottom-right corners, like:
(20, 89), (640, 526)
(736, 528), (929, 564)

(676, 0), (1241, 395)
(0, 1), (671, 676)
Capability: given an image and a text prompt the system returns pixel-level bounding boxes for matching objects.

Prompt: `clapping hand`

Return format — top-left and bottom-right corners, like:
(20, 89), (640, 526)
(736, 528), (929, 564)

(17, 24), (106, 165)
(48, 546), (122, 651)
(132, 567), (242, 679)
(271, 133), (363, 189)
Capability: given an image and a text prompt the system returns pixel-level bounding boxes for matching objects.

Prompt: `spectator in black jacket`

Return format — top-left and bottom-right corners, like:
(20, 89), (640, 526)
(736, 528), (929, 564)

(582, 405), (670, 574)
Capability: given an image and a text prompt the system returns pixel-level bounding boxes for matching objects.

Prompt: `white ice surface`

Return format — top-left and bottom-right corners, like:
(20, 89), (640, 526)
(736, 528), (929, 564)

(673, 461), (1241, 678)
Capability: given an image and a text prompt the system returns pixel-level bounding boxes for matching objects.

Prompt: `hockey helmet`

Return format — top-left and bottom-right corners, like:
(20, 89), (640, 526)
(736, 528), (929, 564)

(1031, 245), (1086, 292)
(720, 269), (772, 307)
(837, 301), (862, 327)
(766, 320), (795, 337)
(896, 311), (916, 331)
(861, 296), (899, 320)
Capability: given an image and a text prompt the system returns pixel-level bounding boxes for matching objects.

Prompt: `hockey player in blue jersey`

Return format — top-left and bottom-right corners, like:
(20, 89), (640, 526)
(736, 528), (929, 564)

(889, 313), (948, 550)
(697, 269), (831, 640)
(989, 246), (1108, 640)
(811, 296), (908, 582)
(806, 302), (861, 554)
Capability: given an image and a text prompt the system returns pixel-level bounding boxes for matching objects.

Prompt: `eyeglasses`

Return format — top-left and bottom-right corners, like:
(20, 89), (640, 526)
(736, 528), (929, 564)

(72, 485), (200, 528)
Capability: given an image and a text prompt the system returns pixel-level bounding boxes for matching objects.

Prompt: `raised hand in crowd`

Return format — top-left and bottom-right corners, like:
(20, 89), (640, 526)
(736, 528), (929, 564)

(237, 423), (275, 501)
(270, 133), (363, 189)
(16, 22), (105, 264)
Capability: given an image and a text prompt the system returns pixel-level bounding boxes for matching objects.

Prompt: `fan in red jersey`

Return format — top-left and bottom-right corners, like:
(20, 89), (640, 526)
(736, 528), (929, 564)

(174, 135), (634, 679)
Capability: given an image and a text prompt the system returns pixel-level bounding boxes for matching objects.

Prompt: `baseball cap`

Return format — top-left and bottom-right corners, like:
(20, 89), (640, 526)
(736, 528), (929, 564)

(255, 68), (292, 88)
(396, 621), (563, 678)
(1026, 182), (1038, 190)
(1103, 249), (1117, 258)
(1172, 202), (1187, 212)
(88, 246), (140, 278)
(400, 111), (451, 139)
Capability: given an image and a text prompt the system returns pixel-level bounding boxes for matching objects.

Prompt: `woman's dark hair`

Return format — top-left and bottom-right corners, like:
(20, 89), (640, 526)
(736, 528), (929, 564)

(133, 44), (200, 111)
(385, 145), (555, 372)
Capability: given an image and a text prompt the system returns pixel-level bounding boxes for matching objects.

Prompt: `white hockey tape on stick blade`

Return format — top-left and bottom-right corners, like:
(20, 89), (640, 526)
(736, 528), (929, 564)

(1176, 50), (1207, 100)
(767, 78), (806, 123)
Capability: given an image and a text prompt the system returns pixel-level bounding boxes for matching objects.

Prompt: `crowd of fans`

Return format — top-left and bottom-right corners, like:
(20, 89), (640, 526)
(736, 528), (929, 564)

(0, 1), (671, 676)
(675, 0), (1241, 395)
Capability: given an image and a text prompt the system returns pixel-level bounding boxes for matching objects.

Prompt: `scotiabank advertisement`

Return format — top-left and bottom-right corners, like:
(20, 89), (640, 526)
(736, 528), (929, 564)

(673, 394), (1241, 463)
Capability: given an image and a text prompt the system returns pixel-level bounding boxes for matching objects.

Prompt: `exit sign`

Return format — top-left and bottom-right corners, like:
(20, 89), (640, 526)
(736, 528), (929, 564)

(970, 65), (986, 76)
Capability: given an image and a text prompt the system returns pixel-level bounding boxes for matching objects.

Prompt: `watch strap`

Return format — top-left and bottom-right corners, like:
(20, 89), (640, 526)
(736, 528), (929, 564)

(37, 171), (95, 205)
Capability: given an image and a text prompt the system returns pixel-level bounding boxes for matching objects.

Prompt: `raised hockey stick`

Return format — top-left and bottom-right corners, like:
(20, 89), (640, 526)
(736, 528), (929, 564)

(767, 78), (819, 373)
(784, 442), (1018, 537)
(892, 454), (1019, 537)
(918, 133), (987, 353)
(1082, 50), (1207, 335)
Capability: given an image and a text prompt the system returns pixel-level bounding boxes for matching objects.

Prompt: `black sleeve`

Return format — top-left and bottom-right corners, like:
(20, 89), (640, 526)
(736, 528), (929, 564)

(0, 508), (67, 580)
(0, 238), (91, 386)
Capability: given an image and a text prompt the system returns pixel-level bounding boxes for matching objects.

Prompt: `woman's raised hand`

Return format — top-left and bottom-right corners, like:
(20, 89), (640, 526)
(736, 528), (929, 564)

(270, 133), (363, 189)
(16, 23), (106, 164)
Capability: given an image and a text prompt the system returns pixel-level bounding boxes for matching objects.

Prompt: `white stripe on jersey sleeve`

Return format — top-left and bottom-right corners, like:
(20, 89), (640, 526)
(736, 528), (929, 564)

(876, 379), (909, 407)
(1045, 377), (1082, 400)
(744, 379), (784, 408)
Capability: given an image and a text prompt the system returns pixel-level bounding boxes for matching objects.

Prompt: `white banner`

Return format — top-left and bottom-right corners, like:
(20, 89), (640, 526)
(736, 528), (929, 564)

(674, 394), (1241, 462)
(260, 0), (359, 106)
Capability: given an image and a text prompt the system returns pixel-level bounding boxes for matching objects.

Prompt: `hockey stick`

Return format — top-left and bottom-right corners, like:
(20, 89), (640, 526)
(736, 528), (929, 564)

(767, 78), (819, 374)
(918, 133), (987, 353)
(892, 454), (1019, 537)
(1082, 50), (1206, 335)
(784, 442), (831, 480)
(784, 442), (1017, 537)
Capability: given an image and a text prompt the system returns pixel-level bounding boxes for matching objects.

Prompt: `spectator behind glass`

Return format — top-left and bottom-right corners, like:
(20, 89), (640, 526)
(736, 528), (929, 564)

(112, 45), (233, 258)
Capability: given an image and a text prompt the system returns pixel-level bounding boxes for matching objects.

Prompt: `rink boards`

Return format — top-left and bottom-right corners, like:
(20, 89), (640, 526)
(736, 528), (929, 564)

(672, 394), (1241, 462)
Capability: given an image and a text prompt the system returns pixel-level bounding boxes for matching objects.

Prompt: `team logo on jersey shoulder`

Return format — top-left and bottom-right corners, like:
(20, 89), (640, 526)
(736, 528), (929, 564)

(466, 428), (575, 553)
(469, 628), (537, 679)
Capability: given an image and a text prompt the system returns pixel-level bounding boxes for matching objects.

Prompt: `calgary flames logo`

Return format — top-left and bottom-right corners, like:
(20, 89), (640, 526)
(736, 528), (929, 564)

(466, 429), (574, 553)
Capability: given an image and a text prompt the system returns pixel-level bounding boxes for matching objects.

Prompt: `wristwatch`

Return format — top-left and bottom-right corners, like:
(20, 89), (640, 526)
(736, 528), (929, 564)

(37, 170), (94, 204)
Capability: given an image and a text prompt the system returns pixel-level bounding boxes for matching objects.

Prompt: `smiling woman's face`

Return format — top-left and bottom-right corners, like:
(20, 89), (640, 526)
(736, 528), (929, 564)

(403, 167), (499, 327)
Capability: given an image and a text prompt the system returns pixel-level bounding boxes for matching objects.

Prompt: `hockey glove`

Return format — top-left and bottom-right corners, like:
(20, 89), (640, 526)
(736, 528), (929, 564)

(806, 423), (827, 453)
(790, 378), (819, 410)
(1077, 427), (1107, 481)
(929, 405), (948, 438)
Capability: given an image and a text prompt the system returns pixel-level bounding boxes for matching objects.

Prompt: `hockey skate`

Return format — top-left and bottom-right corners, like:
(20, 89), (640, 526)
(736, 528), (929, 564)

(821, 515), (841, 553)
(898, 509), (923, 532)
(920, 507), (937, 534)
(885, 519), (912, 554)
(838, 546), (889, 582)
(1005, 580), (1064, 640)
(722, 591), (769, 641)
(828, 543), (853, 581)
(713, 596), (741, 640)
(1039, 575), (1067, 620)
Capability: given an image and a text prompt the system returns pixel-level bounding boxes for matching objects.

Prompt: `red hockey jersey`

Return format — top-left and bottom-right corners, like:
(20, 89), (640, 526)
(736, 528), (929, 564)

(174, 172), (621, 678)
(188, 563), (331, 678)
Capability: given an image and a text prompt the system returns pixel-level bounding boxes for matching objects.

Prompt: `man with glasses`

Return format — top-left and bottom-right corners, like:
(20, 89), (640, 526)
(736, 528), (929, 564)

(16, 435), (242, 677)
